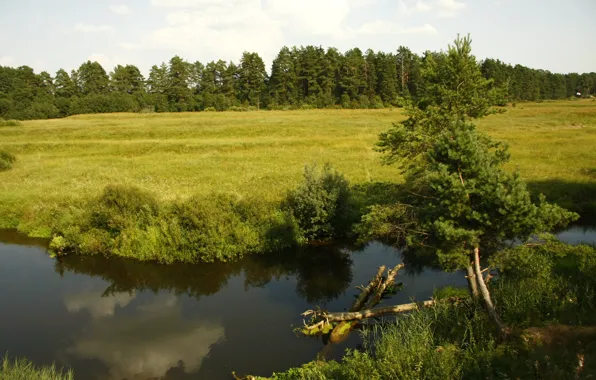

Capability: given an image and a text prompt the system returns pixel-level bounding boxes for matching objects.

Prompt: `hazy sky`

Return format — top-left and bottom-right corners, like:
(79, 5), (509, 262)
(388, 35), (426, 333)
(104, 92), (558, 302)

(0, 0), (594, 76)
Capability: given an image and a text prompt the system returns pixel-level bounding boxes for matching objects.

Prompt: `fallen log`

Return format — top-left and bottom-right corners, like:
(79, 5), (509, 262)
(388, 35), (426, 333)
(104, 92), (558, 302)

(350, 265), (386, 312)
(329, 264), (403, 343)
(322, 300), (436, 322)
(365, 264), (404, 309)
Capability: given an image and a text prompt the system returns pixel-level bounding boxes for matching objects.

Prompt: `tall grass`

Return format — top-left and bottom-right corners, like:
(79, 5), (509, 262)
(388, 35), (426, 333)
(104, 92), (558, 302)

(268, 240), (596, 379)
(0, 101), (594, 233)
(0, 356), (73, 380)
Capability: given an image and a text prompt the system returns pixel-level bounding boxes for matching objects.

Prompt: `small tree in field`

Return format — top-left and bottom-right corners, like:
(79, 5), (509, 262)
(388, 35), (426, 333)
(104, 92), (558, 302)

(373, 35), (577, 335)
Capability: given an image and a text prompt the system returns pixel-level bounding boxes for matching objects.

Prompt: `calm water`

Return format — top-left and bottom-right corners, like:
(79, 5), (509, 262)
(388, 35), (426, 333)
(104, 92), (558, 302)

(1, 227), (595, 380)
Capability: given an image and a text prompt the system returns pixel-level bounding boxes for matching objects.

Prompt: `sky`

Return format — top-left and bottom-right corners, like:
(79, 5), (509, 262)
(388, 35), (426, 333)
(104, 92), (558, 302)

(0, 0), (594, 76)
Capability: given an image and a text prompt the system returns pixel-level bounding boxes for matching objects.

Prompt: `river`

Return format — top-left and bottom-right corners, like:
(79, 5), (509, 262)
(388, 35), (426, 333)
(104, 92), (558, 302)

(0, 227), (595, 380)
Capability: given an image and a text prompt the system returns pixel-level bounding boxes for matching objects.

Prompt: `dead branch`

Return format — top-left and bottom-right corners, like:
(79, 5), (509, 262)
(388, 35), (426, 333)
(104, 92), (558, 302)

(351, 265), (386, 312)
(321, 300), (436, 322)
(365, 263), (404, 309)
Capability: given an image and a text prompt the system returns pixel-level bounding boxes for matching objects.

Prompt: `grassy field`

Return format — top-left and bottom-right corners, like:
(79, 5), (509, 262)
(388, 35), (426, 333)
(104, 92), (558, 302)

(0, 100), (595, 232)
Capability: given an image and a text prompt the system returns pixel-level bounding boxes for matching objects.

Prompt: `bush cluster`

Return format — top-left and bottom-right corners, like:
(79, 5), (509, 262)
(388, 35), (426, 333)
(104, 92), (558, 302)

(0, 151), (16, 171)
(46, 163), (358, 263)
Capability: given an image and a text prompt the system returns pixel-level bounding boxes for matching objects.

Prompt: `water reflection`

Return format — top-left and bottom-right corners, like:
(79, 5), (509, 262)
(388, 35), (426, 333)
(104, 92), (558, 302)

(65, 291), (224, 380)
(55, 245), (353, 305)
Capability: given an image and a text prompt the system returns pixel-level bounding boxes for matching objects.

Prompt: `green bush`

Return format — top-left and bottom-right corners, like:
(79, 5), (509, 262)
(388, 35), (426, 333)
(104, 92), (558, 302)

(48, 185), (302, 263)
(285, 163), (356, 242)
(0, 119), (22, 127)
(0, 151), (16, 171)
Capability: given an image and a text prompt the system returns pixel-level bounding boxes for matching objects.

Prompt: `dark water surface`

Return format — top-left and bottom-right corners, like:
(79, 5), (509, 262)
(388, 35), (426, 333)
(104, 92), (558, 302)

(1, 227), (595, 380)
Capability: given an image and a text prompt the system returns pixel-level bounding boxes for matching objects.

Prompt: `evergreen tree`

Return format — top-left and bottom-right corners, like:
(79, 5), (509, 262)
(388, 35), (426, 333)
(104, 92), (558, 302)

(77, 61), (109, 94)
(54, 69), (75, 98)
(110, 64), (145, 94)
(166, 56), (193, 111)
(375, 52), (399, 105)
(269, 46), (298, 107)
(238, 52), (267, 108)
(372, 35), (577, 336)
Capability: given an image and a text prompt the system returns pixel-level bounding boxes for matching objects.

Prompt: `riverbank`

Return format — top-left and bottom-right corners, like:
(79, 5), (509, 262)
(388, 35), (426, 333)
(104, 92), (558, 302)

(257, 239), (596, 379)
(0, 101), (595, 263)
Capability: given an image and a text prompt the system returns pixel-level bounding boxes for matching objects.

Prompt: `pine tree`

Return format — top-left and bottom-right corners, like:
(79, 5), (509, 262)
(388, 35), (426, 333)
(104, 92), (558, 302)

(269, 46), (298, 107)
(373, 35), (577, 336)
(166, 56), (193, 111)
(238, 52), (267, 108)
(77, 61), (109, 94)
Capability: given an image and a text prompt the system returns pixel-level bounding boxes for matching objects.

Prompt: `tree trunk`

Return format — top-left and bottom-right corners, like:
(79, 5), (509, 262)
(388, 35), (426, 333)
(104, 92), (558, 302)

(466, 263), (479, 302)
(365, 264), (404, 309)
(473, 247), (506, 337)
(322, 300), (436, 322)
(329, 264), (401, 343)
(350, 265), (385, 312)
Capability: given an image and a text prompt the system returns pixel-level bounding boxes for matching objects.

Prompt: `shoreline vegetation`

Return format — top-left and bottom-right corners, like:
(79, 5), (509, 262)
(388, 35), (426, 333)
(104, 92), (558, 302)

(0, 356), (73, 380)
(1, 35), (596, 379)
(0, 101), (594, 263)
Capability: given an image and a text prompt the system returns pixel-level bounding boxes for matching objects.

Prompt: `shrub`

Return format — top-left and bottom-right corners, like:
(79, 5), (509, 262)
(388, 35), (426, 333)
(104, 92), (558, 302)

(285, 163), (356, 241)
(48, 185), (302, 263)
(229, 106), (250, 112)
(0, 151), (16, 171)
(203, 106), (217, 112)
(0, 119), (22, 127)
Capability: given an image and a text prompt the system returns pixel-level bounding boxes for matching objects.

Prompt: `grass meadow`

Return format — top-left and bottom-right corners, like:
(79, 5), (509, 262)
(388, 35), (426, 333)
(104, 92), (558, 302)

(0, 100), (595, 232)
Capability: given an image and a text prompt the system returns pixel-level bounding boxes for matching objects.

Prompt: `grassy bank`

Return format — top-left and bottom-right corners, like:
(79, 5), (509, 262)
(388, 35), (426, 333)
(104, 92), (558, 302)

(260, 239), (596, 379)
(0, 101), (595, 261)
(0, 356), (73, 380)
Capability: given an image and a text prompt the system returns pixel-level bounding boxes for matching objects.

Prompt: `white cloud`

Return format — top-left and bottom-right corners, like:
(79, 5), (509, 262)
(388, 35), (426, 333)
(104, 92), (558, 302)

(151, 0), (245, 8)
(87, 54), (115, 70)
(437, 0), (466, 17)
(415, 1), (433, 12)
(347, 0), (378, 9)
(73, 23), (115, 34)
(65, 290), (136, 319)
(118, 42), (141, 50)
(354, 20), (437, 36)
(66, 296), (224, 380)
(0, 56), (16, 67)
(109, 4), (131, 15)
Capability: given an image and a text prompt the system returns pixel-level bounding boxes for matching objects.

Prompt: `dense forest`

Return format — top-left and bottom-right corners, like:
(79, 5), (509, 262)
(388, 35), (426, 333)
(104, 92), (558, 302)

(1, 45), (595, 120)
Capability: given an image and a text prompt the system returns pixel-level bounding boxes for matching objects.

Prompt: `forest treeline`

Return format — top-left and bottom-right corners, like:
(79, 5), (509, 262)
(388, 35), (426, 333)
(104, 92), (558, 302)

(1, 45), (595, 120)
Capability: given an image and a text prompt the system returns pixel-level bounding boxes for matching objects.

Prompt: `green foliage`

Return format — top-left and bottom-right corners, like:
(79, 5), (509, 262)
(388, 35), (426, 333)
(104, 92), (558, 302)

(48, 184), (301, 263)
(285, 163), (356, 241)
(491, 239), (596, 326)
(0, 355), (73, 380)
(0, 119), (21, 126)
(272, 241), (596, 379)
(0, 151), (16, 171)
(372, 35), (577, 270)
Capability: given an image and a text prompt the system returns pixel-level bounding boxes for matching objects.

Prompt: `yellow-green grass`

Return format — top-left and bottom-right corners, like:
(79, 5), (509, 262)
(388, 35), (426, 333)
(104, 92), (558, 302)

(0, 100), (595, 231)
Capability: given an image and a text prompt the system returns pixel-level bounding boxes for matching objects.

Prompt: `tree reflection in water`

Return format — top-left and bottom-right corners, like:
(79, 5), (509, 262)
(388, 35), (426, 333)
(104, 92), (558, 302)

(55, 244), (354, 304)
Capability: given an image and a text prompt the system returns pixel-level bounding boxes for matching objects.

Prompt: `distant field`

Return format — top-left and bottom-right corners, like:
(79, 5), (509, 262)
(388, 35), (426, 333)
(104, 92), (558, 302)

(0, 100), (595, 229)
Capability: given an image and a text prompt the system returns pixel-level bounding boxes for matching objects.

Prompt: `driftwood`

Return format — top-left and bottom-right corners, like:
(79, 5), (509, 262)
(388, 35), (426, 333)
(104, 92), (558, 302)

(301, 264), (410, 342)
(320, 300), (436, 322)
(326, 265), (388, 343)
(351, 265), (386, 312)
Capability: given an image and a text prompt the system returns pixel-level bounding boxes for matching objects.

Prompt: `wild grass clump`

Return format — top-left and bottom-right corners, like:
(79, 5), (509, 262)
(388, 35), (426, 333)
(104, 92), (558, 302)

(269, 240), (596, 379)
(49, 184), (301, 263)
(0, 355), (73, 380)
(0, 151), (16, 171)
(0, 119), (21, 127)
(491, 238), (596, 326)
(284, 163), (358, 242)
